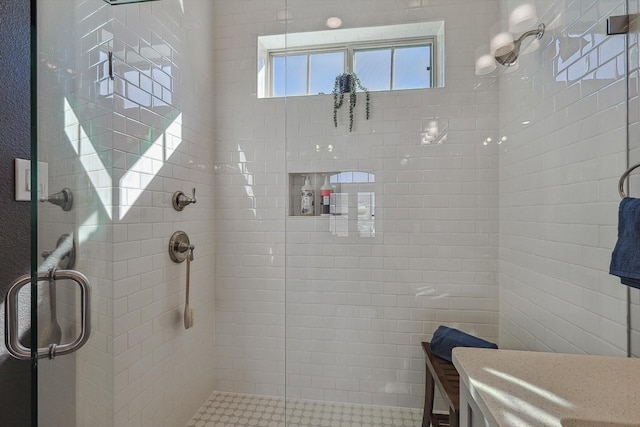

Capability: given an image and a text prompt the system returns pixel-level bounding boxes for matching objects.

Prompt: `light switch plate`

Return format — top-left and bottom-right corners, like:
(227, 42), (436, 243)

(15, 158), (48, 201)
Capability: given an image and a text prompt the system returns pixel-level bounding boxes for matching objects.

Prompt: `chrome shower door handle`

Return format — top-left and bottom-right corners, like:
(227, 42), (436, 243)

(4, 269), (92, 360)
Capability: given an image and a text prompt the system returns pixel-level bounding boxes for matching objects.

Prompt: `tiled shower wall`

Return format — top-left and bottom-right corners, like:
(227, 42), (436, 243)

(499, 0), (629, 356)
(212, 0), (288, 398)
(214, 0), (500, 408)
(37, 1), (115, 426)
(110, 1), (216, 426)
(37, 1), (216, 426)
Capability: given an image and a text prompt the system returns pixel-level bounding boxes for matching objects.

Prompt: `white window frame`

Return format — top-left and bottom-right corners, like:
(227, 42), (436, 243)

(351, 37), (437, 91)
(257, 21), (446, 99)
(268, 47), (347, 97)
(267, 36), (437, 98)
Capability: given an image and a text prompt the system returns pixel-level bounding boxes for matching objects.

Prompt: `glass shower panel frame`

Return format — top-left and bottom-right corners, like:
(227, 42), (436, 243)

(283, 0), (631, 424)
(628, 0), (640, 357)
(34, 0), (114, 426)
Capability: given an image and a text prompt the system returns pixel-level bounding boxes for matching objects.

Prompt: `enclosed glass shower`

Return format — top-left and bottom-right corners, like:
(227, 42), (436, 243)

(23, 0), (637, 425)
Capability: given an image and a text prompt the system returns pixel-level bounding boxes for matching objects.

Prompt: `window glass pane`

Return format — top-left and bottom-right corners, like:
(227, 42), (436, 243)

(309, 51), (345, 95)
(354, 49), (391, 91)
(393, 45), (431, 89)
(273, 54), (308, 97)
(272, 56), (286, 97)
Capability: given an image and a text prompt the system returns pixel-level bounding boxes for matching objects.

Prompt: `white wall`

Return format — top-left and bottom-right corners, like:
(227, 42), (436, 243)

(110, 1), (216, 426)
(214, 0), (500, 408)
(37, 1), (115, 425)
(498, 0), (629, 356)
(37, 1), (217, 426)
(212, 0), (288, 398)
(35, 0), (638, 425)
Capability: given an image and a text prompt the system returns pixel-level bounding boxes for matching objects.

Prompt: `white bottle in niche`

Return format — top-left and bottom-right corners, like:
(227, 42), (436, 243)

(300, 175), (315, 216)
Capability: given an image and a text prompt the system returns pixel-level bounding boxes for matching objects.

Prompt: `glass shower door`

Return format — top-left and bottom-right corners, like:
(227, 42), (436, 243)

(282, 0), (631, 425)
(32, 0), (114, 425)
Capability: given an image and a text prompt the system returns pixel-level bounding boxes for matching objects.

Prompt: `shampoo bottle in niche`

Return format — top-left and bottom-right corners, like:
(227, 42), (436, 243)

(300, 175), (315, 216)
(320, 174), (333, 216)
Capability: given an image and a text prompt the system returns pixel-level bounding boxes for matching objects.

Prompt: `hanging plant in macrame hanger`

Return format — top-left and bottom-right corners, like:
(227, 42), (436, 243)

(332, 72), (370, 132)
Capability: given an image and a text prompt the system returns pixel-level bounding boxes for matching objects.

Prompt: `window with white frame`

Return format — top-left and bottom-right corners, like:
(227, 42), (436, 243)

(257, 21), (444, 99)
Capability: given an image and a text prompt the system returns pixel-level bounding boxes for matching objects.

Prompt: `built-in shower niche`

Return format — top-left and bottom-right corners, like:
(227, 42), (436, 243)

(289, 172), (336, 217)
(288, 171), (376, 237)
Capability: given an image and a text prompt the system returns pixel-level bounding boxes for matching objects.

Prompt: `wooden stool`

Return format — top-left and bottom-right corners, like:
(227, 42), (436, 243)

(422, 342), (460, 427)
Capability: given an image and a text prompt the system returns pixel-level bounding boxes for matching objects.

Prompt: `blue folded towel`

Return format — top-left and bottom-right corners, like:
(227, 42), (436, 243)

(610, 197), (640, 289)
(430, 325), (497, 362)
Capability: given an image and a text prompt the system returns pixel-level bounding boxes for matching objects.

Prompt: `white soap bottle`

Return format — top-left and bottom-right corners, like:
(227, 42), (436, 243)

(300, 175), (315, 216)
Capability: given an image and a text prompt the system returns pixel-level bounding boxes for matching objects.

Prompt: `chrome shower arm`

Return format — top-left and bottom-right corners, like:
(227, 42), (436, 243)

(495, 23), (545, 67)
(514, 23), (545, 45)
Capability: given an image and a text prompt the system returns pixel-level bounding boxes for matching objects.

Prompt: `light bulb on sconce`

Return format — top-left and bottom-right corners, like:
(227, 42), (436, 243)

(475, 45), (497, 76)
(491, 32), (515, 57)
(509, 3), (538, 33)
(476, 54), (497, 75)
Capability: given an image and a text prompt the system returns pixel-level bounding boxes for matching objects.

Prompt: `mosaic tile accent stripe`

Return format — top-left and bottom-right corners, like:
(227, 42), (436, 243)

(187, 392), (423, 427)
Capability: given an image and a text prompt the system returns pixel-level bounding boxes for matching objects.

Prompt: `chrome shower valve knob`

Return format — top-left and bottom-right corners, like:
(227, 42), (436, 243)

(172, 188), (197, 211)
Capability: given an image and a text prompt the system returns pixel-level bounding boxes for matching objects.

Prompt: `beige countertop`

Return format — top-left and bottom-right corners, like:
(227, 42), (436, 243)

(452, 348), (640, 427)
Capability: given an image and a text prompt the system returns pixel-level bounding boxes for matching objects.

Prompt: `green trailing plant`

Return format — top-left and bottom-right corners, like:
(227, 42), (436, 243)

(332, 72), (370, 132)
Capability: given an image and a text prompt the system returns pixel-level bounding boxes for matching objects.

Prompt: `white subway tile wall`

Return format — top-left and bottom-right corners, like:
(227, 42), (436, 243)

(110, 2), (216, 426)
(37, 1), (216, 426)
(214, 0), (500, 409)
(32, 0), (638, 425)
(37, 1), (116, 426)
(498, 0), (629, 356)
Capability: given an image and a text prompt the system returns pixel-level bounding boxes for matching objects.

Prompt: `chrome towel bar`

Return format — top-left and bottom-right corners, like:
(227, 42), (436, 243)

(619, 163), (640, 199)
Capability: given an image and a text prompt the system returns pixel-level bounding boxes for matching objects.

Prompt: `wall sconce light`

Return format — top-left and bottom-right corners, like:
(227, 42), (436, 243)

(476, 2), (544, 76)
(477, 21), (545, 75)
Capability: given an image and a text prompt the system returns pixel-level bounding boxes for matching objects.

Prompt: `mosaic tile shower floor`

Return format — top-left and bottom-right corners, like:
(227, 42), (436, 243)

(187, 391), (423, 427)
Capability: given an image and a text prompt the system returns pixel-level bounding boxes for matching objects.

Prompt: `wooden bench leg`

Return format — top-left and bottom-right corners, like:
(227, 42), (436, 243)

(423, 366), (435, 427)
(449, 408), (459, 427)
